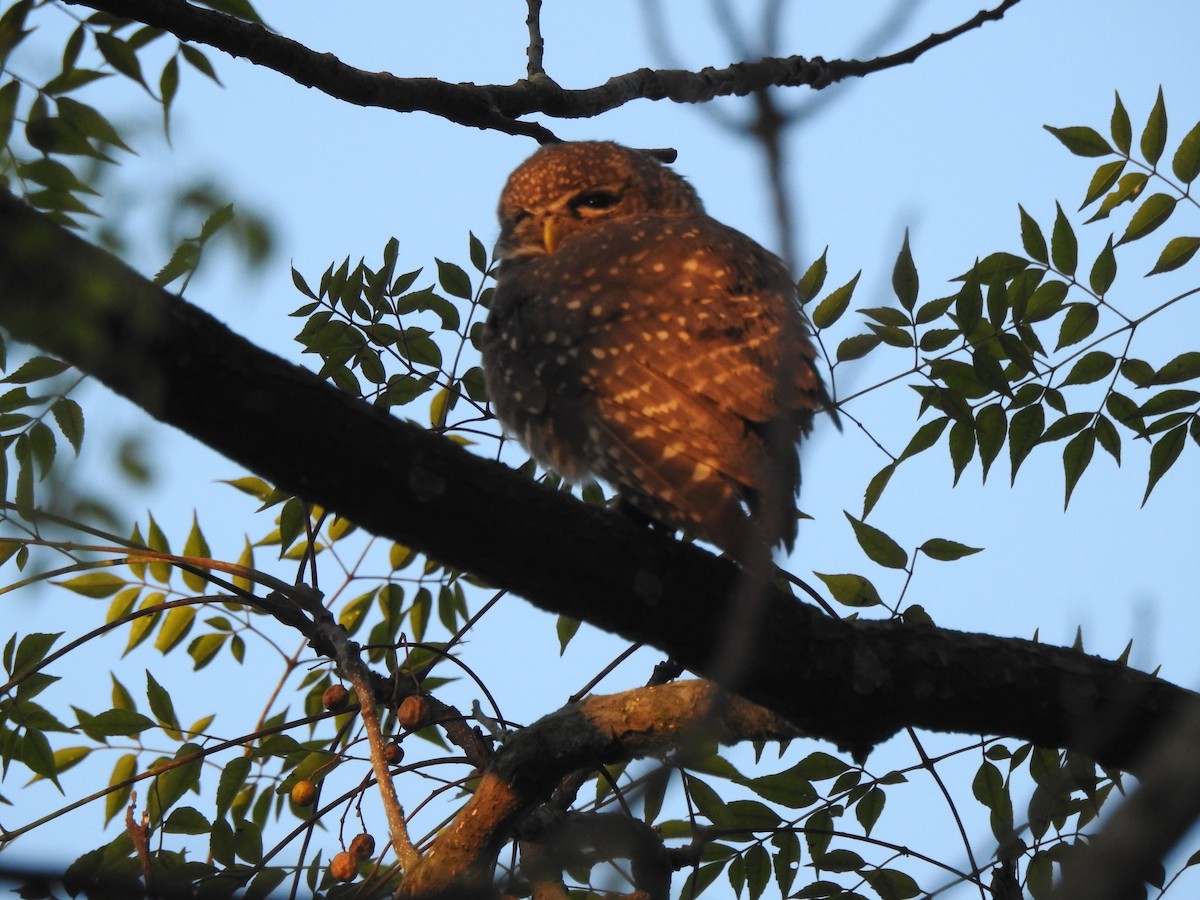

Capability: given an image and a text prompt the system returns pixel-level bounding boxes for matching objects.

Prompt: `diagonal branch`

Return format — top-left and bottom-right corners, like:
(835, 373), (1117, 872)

(0, 186), (1190, 776)
(64, 0), (1023, 139)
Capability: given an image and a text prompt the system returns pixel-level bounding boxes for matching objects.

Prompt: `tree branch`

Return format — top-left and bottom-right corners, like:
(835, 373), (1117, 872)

(0, 186), (1189, 776)
(64, 0), (1022, 139)
(400, 680), (791, 896)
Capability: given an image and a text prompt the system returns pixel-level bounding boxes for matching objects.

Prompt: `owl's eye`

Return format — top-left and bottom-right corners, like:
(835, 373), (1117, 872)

(569, 190), (621, 214)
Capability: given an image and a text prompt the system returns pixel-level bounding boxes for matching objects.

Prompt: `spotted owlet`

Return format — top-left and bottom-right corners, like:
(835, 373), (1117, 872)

(482, 141), (832, 559)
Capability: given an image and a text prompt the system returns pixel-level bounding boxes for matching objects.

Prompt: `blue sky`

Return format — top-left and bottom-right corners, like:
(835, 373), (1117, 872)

(6, 0), (1200, 893)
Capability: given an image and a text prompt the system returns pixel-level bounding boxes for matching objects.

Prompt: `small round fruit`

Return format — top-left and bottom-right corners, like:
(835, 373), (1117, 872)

(290, 779), (317, 807)
(398, 695), (430, 730)
(348, 832), (376, 859)
(322, 684), (349, 711)
(330, 850), (358, 882)
(383, 741), (404, 765)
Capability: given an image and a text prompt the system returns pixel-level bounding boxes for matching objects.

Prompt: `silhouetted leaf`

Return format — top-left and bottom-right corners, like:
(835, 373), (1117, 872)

(1089, 236), (1117, 295)
(811, 272), (861, 329)
(845, 513), (907, 569)
(1044, 125), (1112, 158)
(1018, 205), (1047, 263)
(1111, 91), (1132, 154)
(1062, 351), (1115, 386)
(1173, 119), (1200, 183)
(1147, 236), (1200, 275)
(1081, 159), (1125, 210)
(892, 230), (918, 310)
(1056, 304), (1098, 350)
(1141, 86), (1167, 167)
(797, 248), (828, 304)
(919, 539), (983, 561)
(1009, 404), (1044, 483)
(1063, 428), (1095, 508)
(1050, 203), (1077, 275)
(1116, 193), (1176, 245)
(815, 573), (881, 608)
(1143, 424), (1186, 504)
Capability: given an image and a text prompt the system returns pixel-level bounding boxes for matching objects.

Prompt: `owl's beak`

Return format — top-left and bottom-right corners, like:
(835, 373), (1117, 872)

(542, 218), (557, 254)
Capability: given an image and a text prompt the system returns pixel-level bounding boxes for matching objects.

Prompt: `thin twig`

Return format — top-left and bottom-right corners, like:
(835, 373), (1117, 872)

(345, 653), (421, 871)
(524, 0), (546, 78)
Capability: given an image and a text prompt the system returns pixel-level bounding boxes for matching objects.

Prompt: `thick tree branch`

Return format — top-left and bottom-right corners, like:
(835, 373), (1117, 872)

(401, 680), (789, 896)
(0, 187), (1190, 776)
(64, 0), (1021, 139)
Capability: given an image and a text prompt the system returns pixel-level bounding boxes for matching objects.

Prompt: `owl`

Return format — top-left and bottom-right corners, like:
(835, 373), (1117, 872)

(482, 141), (832, 560)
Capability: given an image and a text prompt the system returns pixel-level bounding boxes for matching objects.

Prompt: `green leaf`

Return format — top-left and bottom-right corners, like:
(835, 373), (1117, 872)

(862, 462), (894, 518)
(919, 539), (983, 561)
(1009, 403), (1044, 483)
(1095, 414), (1121, 464)
(159, 55), (179, 134)
(891, 230), (918, 311)
(844, 512), (907, 569)
(95, 32), (147, 88)
(1111, 91), (1132, 154)
(146, 670), (181, 736)
(1143, 424), (1187, 504)
(80, 708), (155, 738)
(972, 760), (1013, 839)
(1147, 236), (1200, 276)
(1040, 412), (1091, 443)
(1141, 86), (1167, 167)
(796, 248), (828, 304)
(1117, 193), (1176, 246)
(814, 573), (881, 608)
(948, 418), (975, 485)
(181, 43), (221, 84)
(199, 203), (234, 242)
(810, 271), (861, 329)
(1050, 203), (1077, 276)
(1023, 280), (1068, 323)
(187, 632), (226, 670)
(1172, 119), (1200, 184)
(105, 753), (137, 824)
(0, 80), (20, 148)
(976, 404), (1007, 482)
(1086, 171), (1148, 223)
(1080, 159), (1125, 210)
(57, 572), (127, 599)
(22, 728), (59, 786)
(815, 848), (864, 874)
(856, 786), (885, 836)
(1139, 389), (1200, 417)
(435, 258), (472, 300)
(1089, 236), (1117, 295)
(1018, 205), (1048, 263)
(51, 397), (85, 453)
(897, 417), (948, 463)
(182, 514), (211, 591)
(154, 606), (195, 655)
(1044, 125), (1112, 158)
(1061, 351), (1116, 387)
(1056, 304), (1099, 350)
(862, 868), (921, 900)
(1148, 352), (1200, 386)
(1063, 428), (1095, 508)
(556, 615), (581, 654)
(12, 632), (62, 676)
(164, 806), (211, 835)
(746, 768), (817, 809)
(3, 355), (69, 383)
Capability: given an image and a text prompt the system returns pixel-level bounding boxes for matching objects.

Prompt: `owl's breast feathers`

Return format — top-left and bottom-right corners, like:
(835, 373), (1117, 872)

(484, 209), (829, 554)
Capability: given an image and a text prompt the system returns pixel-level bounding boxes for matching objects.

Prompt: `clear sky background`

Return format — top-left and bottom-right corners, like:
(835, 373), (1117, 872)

(6, 0), (1200, 894)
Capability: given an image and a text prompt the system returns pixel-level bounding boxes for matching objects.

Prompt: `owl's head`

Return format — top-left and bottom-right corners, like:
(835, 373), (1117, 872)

(496, 141), (703, 263)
